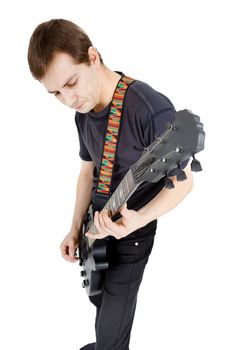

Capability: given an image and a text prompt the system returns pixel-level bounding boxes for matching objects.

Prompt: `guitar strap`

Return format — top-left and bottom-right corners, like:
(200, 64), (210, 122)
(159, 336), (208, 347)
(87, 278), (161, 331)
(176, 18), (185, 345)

(95, 74), (136, 205)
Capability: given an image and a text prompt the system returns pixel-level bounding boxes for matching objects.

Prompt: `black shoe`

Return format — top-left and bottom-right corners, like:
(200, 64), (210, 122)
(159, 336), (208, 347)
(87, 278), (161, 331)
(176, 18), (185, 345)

(80, 342), (96, 350)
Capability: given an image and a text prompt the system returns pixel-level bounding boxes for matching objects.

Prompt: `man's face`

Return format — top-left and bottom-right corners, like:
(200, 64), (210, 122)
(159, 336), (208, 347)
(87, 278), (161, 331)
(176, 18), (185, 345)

(41, 50), (102, 113)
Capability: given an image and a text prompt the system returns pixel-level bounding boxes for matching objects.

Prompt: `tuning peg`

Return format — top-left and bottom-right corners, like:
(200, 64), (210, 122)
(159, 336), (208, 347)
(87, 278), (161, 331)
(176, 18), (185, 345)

(176, 164), (187, 181)
(165, 177), (175, 189)
(191, 155), (202, 172)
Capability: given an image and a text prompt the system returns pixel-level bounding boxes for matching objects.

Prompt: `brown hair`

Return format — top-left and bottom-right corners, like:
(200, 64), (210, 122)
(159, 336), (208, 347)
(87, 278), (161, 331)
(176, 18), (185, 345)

(27, 19), (103, 80)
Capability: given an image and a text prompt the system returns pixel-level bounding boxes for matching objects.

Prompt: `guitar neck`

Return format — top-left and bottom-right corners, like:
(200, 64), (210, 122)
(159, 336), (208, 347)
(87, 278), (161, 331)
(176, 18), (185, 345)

(104, 169), (141, 216)
(87, 169), (142, 245)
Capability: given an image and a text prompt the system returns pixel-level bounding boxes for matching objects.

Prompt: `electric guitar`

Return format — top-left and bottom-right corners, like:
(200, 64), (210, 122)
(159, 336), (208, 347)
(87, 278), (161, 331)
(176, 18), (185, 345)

(78, 109), (205, 296)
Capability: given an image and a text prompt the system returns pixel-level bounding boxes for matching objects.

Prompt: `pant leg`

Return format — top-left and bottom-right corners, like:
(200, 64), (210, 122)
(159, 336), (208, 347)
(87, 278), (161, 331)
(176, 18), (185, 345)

(89, 290), (103, 335)
(89, 233), (155, 350)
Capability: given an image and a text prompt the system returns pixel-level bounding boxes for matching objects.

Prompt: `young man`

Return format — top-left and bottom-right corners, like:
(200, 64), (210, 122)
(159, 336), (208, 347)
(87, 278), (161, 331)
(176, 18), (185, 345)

(28, 19), (193, 350)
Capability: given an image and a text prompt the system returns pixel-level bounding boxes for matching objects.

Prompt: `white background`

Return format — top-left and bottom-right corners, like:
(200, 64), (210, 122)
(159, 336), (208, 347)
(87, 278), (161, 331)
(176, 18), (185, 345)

(0, 0), (232, 349)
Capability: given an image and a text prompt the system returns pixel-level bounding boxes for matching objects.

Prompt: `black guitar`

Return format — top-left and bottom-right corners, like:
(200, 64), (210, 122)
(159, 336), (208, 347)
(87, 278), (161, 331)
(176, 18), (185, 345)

(78, 109), (205, 296)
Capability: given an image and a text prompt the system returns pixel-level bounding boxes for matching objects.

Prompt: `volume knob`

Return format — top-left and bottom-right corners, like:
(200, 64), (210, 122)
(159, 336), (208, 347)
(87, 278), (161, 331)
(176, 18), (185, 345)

(82, 279), (89, 288)
(80, 270), (86, 277)
(79, 258), (84, 267)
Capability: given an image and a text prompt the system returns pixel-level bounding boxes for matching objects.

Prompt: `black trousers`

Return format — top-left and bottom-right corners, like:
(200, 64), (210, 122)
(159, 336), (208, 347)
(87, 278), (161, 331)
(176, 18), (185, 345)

(87, 228), (156, 350)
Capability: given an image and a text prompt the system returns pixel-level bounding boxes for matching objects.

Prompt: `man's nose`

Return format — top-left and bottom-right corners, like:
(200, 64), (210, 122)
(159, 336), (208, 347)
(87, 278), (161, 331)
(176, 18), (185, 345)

(61, 88), (77, 108)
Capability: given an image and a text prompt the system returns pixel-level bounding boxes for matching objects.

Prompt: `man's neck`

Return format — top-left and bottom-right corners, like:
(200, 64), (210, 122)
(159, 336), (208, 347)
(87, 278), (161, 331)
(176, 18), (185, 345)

(93, 68), (121, 112)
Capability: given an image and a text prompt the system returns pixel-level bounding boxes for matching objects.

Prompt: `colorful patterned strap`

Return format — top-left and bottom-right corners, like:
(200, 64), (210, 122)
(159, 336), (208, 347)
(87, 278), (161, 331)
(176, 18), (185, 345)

(96, 75), (135, 196)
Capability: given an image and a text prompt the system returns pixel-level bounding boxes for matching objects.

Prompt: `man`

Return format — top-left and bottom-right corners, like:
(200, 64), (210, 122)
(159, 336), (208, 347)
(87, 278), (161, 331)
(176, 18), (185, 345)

(28, 19), (193, 350)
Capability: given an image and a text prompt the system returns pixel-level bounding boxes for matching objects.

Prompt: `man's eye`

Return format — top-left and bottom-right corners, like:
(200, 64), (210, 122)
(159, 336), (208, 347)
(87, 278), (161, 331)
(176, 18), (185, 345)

(67, 80), (78, 88)
(53, 79), (78, 96)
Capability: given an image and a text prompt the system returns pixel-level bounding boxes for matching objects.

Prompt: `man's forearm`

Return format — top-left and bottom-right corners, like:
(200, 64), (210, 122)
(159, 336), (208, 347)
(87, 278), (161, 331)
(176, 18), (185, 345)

(138, 165), (193, 226)
(70, 174), (93, 233)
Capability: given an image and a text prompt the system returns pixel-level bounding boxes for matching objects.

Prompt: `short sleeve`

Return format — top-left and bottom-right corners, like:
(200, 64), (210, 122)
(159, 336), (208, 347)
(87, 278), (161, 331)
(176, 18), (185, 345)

(144, 108), (190, 172)
(144, 108), (176, 145)
(75, 115), (92, 161)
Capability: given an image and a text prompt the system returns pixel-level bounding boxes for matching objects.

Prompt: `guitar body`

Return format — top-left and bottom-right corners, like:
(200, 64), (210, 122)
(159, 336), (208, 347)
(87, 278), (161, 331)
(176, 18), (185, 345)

(79, 205), (108, 296)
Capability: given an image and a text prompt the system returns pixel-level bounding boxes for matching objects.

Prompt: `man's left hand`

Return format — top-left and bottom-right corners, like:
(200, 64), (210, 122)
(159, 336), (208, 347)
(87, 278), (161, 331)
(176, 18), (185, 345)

(85, 203), (146, 240)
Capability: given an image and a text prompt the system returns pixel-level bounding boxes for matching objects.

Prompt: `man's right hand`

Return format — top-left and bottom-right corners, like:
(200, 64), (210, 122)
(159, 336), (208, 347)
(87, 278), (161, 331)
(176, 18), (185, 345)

(60, 230), (81, 263)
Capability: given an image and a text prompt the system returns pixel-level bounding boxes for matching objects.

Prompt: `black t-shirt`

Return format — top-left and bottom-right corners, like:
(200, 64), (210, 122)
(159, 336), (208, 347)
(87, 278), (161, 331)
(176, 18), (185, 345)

(75, 73), (179, 239)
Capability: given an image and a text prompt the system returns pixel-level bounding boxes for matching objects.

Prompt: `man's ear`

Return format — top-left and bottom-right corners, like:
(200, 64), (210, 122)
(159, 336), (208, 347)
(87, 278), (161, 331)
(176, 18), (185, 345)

(88, 46), (101, 66)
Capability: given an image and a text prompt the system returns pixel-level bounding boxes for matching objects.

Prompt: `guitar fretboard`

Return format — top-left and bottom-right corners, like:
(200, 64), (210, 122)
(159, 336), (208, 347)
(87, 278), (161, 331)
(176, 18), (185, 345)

(88, 169), (141, 246)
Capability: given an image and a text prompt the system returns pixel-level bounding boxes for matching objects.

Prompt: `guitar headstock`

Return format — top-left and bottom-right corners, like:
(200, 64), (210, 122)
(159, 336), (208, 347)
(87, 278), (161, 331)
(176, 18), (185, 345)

(131, 109), (205, 187)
